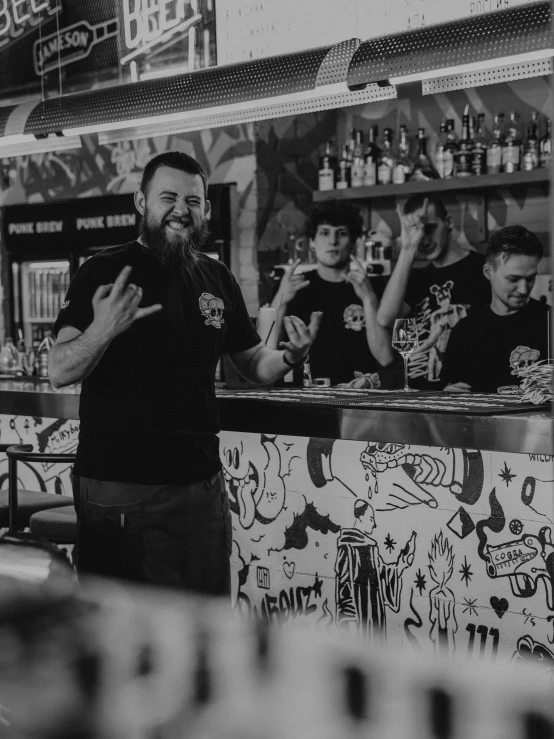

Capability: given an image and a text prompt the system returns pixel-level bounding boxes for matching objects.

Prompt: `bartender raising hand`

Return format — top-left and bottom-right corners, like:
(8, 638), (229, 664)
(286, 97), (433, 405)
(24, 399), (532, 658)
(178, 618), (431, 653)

(271, 201), (394, 386)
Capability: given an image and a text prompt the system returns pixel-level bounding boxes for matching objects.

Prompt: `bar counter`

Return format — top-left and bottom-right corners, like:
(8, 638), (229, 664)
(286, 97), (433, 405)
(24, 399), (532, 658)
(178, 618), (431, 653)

(0, 380), (552, 669)
(0, 379), (550, 454)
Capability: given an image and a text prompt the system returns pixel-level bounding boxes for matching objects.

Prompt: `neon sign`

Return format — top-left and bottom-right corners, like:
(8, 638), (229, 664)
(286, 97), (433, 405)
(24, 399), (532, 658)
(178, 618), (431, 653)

(0, 0), (60, 50)
(33, 18), (118, 76)
(119, 0), (202, 65)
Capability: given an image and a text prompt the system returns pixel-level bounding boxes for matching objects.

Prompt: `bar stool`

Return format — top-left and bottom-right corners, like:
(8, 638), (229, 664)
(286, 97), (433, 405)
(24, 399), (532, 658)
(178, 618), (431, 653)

(29, 505), (77, 545)
(4, 444), (75, 533)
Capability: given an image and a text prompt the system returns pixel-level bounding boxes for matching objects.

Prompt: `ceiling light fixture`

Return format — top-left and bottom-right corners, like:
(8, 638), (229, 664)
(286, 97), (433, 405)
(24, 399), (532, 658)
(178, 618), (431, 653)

(0, 133), (82, 158)
(97, 83), (396, 144)
(64, 81), (373, 137)
(389, 48), (554, 85)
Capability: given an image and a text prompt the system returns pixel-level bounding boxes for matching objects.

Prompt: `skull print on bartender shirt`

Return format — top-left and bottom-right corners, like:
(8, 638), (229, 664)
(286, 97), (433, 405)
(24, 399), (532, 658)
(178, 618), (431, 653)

(285, 271), (380, 385)
(199, 292), (225, 329)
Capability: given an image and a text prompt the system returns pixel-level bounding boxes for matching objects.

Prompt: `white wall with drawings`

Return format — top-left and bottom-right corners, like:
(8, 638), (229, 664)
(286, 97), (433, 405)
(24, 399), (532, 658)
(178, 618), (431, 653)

(221, 430), (554, 667)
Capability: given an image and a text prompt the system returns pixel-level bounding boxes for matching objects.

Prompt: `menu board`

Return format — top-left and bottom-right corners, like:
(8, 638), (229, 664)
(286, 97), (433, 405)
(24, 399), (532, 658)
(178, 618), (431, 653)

(216, 0), (542, 63)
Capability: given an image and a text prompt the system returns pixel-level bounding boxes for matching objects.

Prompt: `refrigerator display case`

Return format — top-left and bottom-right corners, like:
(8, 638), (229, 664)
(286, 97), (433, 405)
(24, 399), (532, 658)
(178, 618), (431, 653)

(3, 185), (237, 344)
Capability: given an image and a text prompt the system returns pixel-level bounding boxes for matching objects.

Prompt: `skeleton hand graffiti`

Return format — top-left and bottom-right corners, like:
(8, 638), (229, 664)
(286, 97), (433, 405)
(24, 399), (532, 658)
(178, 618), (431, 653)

(360, 443), (484, 510)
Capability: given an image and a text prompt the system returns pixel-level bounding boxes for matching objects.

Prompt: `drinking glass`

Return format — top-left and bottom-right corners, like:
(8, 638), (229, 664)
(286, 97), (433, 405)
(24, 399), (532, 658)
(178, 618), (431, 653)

(392, 318), (419, 392)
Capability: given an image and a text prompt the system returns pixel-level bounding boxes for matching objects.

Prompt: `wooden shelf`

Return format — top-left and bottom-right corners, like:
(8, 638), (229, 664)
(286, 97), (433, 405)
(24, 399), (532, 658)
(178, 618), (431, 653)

(312, 168), (550, 202)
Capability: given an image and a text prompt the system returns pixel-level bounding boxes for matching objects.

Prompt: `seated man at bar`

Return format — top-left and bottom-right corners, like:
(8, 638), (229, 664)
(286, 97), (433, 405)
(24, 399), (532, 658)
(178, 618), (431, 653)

(271, 201), (394, 386)
(440, 224), (548, 394)
(377, 195), (491, 390)
(48, 151), (322, 594)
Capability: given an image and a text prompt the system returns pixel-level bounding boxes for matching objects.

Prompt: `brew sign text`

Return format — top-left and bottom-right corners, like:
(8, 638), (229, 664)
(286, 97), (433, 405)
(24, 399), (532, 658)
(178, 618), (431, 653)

(120, 0), (202, 65)
(0, 0), (60, 49)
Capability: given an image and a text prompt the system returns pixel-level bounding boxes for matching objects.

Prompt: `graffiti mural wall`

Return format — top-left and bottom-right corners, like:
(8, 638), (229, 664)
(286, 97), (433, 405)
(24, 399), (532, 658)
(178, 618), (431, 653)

(221, 430), (554, 667)
(0, 414), (78, 498)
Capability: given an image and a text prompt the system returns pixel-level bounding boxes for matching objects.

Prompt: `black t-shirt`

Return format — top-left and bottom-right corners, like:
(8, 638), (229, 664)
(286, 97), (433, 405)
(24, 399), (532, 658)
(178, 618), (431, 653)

(404, 251), (490, 390)
(54, 241), (260, 484)
(286, 271), (380, 385)
(440, 298), (549, 393)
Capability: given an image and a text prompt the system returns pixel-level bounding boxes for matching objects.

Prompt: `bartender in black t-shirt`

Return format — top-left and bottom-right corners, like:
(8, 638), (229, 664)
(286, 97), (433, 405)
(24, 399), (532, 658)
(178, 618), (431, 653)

(48, 151), (322, 594)
(440, 225), (548, 394)
(271, 201), (394, 386)
(377, 195), (490, 390)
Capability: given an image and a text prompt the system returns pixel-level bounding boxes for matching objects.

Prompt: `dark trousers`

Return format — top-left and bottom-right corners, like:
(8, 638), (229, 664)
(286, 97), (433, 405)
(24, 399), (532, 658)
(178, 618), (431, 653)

(72, 471), (231, 596)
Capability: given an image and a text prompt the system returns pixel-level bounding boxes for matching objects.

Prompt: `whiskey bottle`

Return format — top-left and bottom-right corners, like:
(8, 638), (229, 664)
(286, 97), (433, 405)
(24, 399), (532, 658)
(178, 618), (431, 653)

(393, 125), (413, 184)
(336, 144), (351, 189)
(455, 107), (473, 177)
(539, 118), (552, 168)
(502, 111), (522, 173)
(318, 140), (337, 191)
(471, 113), (487, 176)
(522, 113), (539, 171)
(363, 125), (380, 186)
(435, 120), (447, 178)
(377, 128), (395, 185)
(487, 114), (504, 175)
(351, 130), (365, 187)
(412, 128), (439, 181)
(442, 119), (457, 178)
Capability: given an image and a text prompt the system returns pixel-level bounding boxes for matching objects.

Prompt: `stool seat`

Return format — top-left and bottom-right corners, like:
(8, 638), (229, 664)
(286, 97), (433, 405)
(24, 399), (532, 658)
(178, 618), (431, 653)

(0, 490), (73, 529)
(29, 505), (77, 543)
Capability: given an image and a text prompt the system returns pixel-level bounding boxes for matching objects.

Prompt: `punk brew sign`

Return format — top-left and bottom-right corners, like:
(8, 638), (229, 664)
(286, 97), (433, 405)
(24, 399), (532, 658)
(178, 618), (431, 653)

(33, 18), (118, 76)
(116, 0), (216, 81)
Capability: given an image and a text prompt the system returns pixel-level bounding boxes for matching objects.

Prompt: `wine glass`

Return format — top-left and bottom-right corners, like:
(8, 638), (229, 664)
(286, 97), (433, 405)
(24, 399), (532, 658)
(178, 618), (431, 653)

(392, 318), (419, 392)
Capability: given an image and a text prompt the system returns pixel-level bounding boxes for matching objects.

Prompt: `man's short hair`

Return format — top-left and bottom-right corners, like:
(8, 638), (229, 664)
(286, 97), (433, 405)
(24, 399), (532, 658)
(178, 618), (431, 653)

(485, 225), (544, 267)
(306, 201), (364, 242)
(140, 151), (209, 199)
(403, 194), (448, 221)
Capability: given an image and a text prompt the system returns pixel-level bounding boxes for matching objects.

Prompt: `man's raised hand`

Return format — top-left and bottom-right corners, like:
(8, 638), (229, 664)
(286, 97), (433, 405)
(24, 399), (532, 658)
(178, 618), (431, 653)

(276, 259), (310, 306)
(91, 266), (162, 341)
(279, 311), (322, 364)
(397, 197), (428, 253)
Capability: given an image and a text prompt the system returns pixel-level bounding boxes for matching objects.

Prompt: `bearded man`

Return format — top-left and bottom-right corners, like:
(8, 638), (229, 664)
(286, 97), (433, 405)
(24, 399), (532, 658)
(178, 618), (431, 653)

(49, 151), (321, 592)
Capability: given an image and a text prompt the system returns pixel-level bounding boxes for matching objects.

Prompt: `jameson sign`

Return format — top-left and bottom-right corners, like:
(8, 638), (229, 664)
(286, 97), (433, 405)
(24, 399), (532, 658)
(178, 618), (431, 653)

(0, 0), (60, 50)
(33, 18), (118, 75)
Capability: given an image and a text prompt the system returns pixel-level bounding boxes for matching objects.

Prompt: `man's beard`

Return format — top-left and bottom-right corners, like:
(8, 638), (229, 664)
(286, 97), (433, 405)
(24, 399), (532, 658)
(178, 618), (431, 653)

(139, 212), (209, 270)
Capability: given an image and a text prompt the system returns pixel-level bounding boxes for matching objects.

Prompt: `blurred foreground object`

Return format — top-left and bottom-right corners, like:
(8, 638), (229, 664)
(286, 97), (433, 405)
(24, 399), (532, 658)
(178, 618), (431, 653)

(0, 573), (551, 738)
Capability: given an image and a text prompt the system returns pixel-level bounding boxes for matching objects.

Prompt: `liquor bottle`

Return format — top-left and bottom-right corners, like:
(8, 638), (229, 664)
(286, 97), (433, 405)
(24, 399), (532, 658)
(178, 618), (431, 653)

(487, 114), (504, 175)
(318, 140), (337, 191)
(522, 113), (539, 171)
(539, 118), (552, 168)
(502, 111), (522, 173)
(455, 107), (473, 177)
(377, 128), (395, 185)
(363, 125), (380, 186)
(435, 120), (447, 178)
(471, 113), (487, 176)
(351, 130), (365, 187)
(336, 144), (351, 189)
(442, 119), (457, 178)
(393, 125), (413, 184)
(412, 128), (439, 181)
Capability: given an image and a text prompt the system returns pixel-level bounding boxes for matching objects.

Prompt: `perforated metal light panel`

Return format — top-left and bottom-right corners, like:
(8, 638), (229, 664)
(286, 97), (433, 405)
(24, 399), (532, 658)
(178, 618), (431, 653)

(422, 57), (553, 94)
(315, 38), (360, 87)
(24, 46), (332, 136)
(348, 0), (552, 86)
(98, 84), (397, 144)
(0, 106), (18, 138)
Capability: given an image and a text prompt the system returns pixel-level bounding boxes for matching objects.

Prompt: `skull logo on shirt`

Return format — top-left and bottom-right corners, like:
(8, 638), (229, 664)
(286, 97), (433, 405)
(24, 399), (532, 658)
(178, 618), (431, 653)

(343, 304), (365, 331)
(199, 292), (225, 329)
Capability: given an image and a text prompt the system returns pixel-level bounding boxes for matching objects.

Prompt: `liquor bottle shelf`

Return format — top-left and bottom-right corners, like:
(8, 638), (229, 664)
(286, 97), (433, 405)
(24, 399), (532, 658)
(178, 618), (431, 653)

(312, 168), (550, 202)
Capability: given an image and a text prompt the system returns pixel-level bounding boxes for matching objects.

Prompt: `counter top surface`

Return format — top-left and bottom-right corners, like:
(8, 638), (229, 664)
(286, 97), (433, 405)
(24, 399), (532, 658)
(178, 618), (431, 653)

(0, 381), (550, 455)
